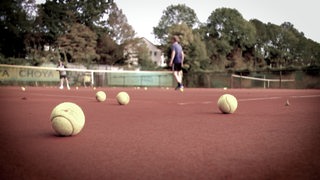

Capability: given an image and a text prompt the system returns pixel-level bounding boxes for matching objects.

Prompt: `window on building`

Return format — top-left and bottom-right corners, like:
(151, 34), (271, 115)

(154, 52), (157, 56)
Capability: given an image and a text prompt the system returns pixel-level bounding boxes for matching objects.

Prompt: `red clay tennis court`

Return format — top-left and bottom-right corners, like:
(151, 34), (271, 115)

(1, 86), (320, 179)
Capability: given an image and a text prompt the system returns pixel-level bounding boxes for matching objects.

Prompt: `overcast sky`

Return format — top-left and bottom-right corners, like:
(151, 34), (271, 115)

(36, 0), (320, 44)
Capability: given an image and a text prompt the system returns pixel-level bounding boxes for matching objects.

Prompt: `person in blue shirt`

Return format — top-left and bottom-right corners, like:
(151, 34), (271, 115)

(169, 35), (185, 91)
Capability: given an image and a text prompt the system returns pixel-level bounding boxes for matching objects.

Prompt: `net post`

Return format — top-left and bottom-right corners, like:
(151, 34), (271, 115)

(279, 70), (282, 88)
(263, 75), (266, 88)
(91, 71), (94, 86)
(230, 74), (233, 89)
(140, 76), (142, 87)
(123, 75), (125, 87)
(240, 73), (242, 88)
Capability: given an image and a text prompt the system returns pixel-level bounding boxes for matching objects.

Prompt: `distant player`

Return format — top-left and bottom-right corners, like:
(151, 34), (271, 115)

(169, 35), (184, 90)
(57, 60), (70, 90)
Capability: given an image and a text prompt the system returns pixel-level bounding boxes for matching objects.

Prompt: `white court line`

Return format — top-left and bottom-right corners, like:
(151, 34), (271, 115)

(177, 102), (194, 105)
(237, 97), (281, 102)
(27, 92), (94, 100)
(177, 101), (212, 105)
(290, 95), (320, 98)
(177, 94), (320, 106)
(178, 97), (282, 106)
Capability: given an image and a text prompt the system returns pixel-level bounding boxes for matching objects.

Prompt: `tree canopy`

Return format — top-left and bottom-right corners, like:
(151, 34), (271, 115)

(153, 4), (199, 44)
(154, 4), (320, 72)
(0, 1), (319, 72)
(0, 0), (33, 57)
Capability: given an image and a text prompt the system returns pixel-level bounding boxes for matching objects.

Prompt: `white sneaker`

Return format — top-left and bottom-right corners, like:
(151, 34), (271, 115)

(59, 86), (63, 89)
(179, 85), (184, 92)
(67, 86), (70, 90)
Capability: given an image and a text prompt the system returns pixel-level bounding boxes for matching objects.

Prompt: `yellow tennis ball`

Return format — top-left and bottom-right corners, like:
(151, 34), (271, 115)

(96, 91), (106, 102)
(116, 91), (130, 105)
(50, 102), (85, 136)
(217, 94), (238, 114)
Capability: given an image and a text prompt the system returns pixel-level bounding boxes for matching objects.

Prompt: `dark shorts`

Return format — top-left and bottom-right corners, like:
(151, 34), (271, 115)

(172, 63), (182, 71)
(60, 75), (67, 79)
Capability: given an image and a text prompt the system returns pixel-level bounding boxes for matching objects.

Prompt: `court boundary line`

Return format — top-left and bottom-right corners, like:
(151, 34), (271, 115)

(177, 94), (320, 106)
(291, 95), (320, 98)
(26, 92), (94, 100)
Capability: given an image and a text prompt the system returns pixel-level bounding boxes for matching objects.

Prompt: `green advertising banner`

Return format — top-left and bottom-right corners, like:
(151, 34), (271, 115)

(0, 65), (59, 82)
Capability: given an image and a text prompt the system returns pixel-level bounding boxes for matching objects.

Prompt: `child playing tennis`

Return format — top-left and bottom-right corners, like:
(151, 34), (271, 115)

(57, 60), (70, 90)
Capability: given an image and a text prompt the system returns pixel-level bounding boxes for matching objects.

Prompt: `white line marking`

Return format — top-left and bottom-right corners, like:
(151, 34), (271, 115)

(177, 101), (212, 105)
(237, 97), (281, 102)
(177, 94), (320, 106)
(202, 101), (212, 104)
(177, 102), (193, 105)
(27, 92), (93, 100)
(290, 95), (320, 98)
(178, 97), (282, 105)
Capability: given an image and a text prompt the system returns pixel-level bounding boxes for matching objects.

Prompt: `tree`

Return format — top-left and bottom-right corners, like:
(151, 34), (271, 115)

(105, 3), (135, 44)
(205, 8), (257, 70)
(205, 37), (232, 71)
(96, 32), (123, 65)
(250, 19), (268, 55)
(153, 4), (199, 44)
(29, 0), (76, 50)
(31, 0), (112, 48)
(71, 0), (111, 28)
(264, 23), (300, 68)
(250, 19), (269, 68)
(279, 22), (320, 67)
(304, 40), (320, 66)
(0, 0), (33, 58)
(207, 8), (256, 50)
(56, 23), (99, 66)
(136, 39), (157, 70)
(166, 23), (208, 71)
(22, 0), (38, 20)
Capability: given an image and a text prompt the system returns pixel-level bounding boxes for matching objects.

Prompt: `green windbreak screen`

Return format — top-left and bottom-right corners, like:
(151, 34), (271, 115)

(106, 72), (173, 87)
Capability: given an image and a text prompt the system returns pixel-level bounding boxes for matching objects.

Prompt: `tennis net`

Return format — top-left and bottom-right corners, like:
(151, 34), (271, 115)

(0, 64), (174, 87)
(230, 74), (295, 88)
